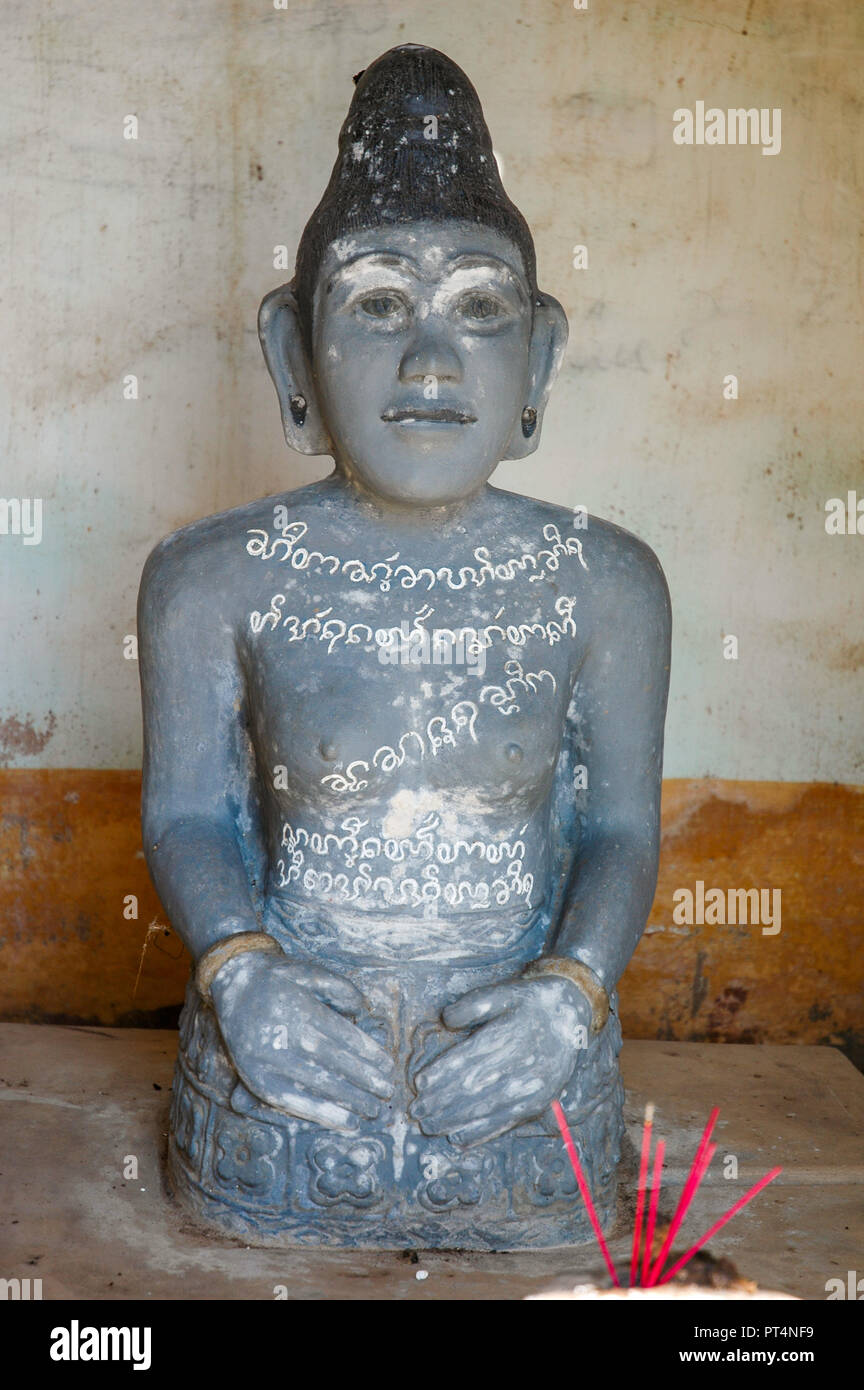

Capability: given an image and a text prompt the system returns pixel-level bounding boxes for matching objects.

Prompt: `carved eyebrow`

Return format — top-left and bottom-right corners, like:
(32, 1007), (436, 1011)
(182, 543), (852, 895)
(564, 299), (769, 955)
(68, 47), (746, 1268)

(326, 250), (529, 297)
(448, 252), (519, 273)
(326, 253), (420, 292)
(444, 254), (530, 301)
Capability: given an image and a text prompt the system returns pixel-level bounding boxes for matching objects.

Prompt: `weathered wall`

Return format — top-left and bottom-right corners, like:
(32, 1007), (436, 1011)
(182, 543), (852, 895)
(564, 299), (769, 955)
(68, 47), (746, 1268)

(2, 0), (862, 779)
(1, 2), (862, 1045)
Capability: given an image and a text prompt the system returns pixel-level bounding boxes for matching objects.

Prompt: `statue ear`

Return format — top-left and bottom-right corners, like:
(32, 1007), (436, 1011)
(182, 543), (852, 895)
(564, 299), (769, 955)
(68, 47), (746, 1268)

(503, 292), (569, 460)
(258, 282), (331, 455)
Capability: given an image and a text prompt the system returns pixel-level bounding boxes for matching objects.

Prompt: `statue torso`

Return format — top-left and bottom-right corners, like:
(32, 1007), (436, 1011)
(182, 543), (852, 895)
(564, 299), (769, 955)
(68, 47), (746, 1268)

(198, 479), (596, 942)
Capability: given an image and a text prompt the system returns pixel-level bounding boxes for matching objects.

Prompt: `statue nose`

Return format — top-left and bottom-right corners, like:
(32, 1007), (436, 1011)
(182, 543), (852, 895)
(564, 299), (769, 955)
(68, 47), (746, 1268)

(398, 333), (463, 385)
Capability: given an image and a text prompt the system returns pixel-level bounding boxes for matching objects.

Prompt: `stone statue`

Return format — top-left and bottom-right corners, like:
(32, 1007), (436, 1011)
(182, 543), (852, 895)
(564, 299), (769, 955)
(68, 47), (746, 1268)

(138, 44), (671, 1248)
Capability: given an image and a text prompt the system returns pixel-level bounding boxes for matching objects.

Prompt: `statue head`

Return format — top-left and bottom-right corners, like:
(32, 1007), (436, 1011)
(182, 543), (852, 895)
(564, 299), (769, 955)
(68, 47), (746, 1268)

(259, 44), (568, 508)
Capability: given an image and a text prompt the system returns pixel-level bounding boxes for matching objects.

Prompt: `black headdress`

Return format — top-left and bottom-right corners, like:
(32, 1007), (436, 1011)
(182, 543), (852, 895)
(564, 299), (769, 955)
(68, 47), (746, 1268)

(294, 44), (538, 347)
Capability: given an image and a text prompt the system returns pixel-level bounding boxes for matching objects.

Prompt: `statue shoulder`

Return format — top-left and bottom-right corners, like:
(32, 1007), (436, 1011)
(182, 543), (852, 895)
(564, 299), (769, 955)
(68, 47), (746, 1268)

(143, 483), (323, 574)
(487, 490), (582, 556)
(488, 489), (669, 620)
(489, 489), (590, 551)
(140, 502), (241, 592)
(584, 516), (671, 627)
(137, 493), (296, 630)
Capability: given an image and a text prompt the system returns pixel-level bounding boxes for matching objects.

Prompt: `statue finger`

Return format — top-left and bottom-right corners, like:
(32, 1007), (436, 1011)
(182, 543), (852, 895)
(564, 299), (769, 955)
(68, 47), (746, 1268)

(412, 1079), (502, 1132)
(441, 983), (517, 1031)
(316, 1041), (396, 1100)
(317, 1007), (396, 1072)
(412, 1090), (510, 1137)
(280, 1058), (383, 1120)
(413, 1063), (548, 1132)
(413, 1021), (511, 1094)
(287, 963), (366, 1016)
(241, 1072), (360, 1132)
(411, 1076), (502, 1131)
(447, 1104), (536, 1148)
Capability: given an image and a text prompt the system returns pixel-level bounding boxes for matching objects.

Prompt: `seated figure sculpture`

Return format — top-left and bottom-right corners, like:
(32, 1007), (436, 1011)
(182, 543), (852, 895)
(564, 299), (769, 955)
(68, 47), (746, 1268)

(138, 44), (671, 1249)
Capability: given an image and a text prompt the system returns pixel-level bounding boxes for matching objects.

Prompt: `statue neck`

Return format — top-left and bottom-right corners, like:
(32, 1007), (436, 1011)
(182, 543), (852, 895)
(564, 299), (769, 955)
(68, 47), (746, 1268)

(325, 462), (494, 531)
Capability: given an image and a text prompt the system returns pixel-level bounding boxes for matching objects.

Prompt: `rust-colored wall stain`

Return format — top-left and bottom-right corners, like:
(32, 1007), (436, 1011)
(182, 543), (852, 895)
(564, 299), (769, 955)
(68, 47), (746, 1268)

(0, 711), (57, 761)
(626, 780), (864, 1066)
(0, 770), (181, 1024)
(1, 772), (862, 1061)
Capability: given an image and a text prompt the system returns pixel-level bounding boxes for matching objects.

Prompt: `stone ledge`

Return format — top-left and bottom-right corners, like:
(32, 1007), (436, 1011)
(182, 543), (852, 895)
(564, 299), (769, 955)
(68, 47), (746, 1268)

(0, 1026), (861, 1300)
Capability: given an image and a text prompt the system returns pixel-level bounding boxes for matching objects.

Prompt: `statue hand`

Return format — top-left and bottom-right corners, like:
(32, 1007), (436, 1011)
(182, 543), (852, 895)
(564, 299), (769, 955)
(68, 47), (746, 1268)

(409, 976), (591, 1147)
(211, 952), (396, 1132)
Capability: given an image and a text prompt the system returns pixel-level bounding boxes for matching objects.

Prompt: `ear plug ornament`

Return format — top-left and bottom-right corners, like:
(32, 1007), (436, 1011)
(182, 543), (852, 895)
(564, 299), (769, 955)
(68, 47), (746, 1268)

(289, 394), (307, 427)
(521, 405), (537, 438)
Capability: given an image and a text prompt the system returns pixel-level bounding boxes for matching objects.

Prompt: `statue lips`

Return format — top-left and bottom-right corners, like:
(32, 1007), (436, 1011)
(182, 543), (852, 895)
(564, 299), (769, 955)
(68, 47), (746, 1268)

(381, 405), (477, 427)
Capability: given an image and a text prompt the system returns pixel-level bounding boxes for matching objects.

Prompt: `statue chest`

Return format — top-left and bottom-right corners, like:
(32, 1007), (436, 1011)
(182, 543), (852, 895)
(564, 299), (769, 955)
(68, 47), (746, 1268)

(239, 573), (583, 809)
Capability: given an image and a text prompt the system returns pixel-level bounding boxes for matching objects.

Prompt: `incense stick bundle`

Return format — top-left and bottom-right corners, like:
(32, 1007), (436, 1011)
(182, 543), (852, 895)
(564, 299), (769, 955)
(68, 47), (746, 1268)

(551, 1098), (780, 1296)
(647, 1106), (719, 1286)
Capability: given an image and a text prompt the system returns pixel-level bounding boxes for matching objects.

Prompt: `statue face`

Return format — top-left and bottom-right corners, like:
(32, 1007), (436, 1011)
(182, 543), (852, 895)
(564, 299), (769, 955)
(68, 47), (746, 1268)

(311, 221), (535, 507)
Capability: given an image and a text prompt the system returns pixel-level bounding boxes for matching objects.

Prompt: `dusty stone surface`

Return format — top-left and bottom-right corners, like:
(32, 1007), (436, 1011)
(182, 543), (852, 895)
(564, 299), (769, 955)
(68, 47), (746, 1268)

(0, 1027), (860, 1300)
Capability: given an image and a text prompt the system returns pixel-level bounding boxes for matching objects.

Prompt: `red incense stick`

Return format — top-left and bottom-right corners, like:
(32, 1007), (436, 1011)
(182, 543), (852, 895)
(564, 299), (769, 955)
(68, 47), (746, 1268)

(552, 1100), (621, 1288)
(641, 1138), (665, 1286)
(656, 1166), (783, 1285)
(647, 1105), (719, 1286)
(647, 1139), (717, 1286)
(630, 1103), (655, 1286)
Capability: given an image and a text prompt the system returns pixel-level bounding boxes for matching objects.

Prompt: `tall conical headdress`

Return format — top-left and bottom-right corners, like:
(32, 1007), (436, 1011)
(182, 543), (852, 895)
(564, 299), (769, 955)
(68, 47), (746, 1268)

(294, 44), (538, 346)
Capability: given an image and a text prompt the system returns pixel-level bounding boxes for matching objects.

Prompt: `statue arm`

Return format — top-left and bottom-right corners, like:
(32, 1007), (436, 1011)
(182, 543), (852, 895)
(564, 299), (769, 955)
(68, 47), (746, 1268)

(137, 536), (264, 961)
(549, 536), (672, 994)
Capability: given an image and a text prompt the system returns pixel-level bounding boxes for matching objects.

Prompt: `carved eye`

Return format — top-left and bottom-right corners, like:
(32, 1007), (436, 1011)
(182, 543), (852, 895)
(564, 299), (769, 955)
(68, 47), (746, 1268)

(458, 293), (503, 322)
(359, 293), (405, 319)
